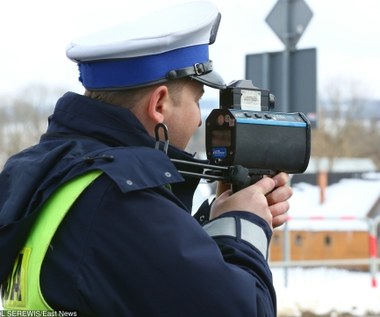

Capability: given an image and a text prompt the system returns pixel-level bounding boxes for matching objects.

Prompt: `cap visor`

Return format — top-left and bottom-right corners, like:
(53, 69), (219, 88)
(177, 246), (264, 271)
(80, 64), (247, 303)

(190, 71), (226, 89)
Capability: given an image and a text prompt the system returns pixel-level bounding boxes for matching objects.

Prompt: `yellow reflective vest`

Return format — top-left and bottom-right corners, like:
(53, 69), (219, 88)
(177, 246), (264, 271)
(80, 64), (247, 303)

(2, 170), (102, 311)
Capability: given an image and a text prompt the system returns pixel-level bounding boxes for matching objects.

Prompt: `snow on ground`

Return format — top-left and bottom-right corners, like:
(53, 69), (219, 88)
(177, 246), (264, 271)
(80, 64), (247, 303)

(273, 267), (380, 317)
(287, 173), (380, 231)
(272, 173), (380, 316)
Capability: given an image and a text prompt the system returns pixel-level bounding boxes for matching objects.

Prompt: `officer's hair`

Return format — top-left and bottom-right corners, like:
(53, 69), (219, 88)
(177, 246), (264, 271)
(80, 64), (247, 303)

(84, 78), (188, 109)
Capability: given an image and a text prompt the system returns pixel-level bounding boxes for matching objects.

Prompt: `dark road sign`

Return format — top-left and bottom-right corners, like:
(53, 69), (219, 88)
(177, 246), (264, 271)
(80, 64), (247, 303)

(266, 0), (313, 49)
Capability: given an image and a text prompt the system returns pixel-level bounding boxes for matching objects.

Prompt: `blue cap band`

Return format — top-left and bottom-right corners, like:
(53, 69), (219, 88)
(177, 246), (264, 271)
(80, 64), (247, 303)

(78, 44), (209, 90)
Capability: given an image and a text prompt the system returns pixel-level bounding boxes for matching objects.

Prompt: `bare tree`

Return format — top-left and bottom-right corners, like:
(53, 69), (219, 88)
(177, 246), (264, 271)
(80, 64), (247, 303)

(0, 84), (65, 168)
(312, 80), (380, 169)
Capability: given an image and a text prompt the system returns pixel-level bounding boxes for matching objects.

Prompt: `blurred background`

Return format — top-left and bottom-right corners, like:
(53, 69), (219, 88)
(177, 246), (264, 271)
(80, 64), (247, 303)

(1, 1), (379, 316)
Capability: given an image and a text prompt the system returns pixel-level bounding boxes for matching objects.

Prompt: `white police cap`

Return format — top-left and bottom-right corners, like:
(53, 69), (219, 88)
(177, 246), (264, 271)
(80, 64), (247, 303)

(66, 1), (225, 90)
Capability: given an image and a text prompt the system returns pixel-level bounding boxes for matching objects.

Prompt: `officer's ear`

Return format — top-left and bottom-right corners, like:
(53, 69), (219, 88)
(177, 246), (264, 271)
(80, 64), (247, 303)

(147, 85), (170, 124)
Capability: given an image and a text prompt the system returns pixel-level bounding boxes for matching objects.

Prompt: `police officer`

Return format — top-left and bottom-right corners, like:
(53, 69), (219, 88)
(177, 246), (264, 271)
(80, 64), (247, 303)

(0, 2), (292, 316)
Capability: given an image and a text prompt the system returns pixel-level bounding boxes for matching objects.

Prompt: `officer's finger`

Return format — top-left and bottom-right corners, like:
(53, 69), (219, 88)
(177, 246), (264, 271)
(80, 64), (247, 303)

(267, 185), (293, 206)
(249, 176), (276, 196)
(271, 172), (290, 187)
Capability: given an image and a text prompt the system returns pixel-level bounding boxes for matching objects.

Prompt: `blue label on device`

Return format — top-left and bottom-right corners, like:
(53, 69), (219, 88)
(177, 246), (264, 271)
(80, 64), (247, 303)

(212, 147), (227, 158)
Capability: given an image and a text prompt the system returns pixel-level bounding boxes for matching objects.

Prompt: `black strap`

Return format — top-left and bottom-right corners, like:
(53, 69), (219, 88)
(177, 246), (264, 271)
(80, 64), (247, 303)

(166, 61), (213, 80)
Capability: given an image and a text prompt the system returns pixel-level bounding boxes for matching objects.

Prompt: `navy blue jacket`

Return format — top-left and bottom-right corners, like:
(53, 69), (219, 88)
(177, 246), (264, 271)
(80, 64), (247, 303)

(0, 92), (276, 316)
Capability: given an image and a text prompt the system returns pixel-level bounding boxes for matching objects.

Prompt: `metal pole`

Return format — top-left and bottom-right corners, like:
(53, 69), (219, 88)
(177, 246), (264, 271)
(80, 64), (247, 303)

(369, 215), (380, 287)
(280, 2), (292, 285)
(282, 0), (290, 113)
(283, 221), (290, 287)
(262, 52), (270, 89)
(282, 52), (290, 113)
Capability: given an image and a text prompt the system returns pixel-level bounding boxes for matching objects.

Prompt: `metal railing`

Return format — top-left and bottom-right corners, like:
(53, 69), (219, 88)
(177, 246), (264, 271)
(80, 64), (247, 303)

(270, 215), (380, 287)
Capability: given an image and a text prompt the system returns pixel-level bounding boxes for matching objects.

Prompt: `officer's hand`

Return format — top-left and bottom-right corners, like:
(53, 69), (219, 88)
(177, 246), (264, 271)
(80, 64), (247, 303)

(210, 177), (276, 228)
(210, 173), (292, 229)
(266, 172), (293, 228)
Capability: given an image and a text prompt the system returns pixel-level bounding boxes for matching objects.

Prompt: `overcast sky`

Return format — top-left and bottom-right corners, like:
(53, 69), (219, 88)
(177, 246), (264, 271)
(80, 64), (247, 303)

(1, 0), (379, 100)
